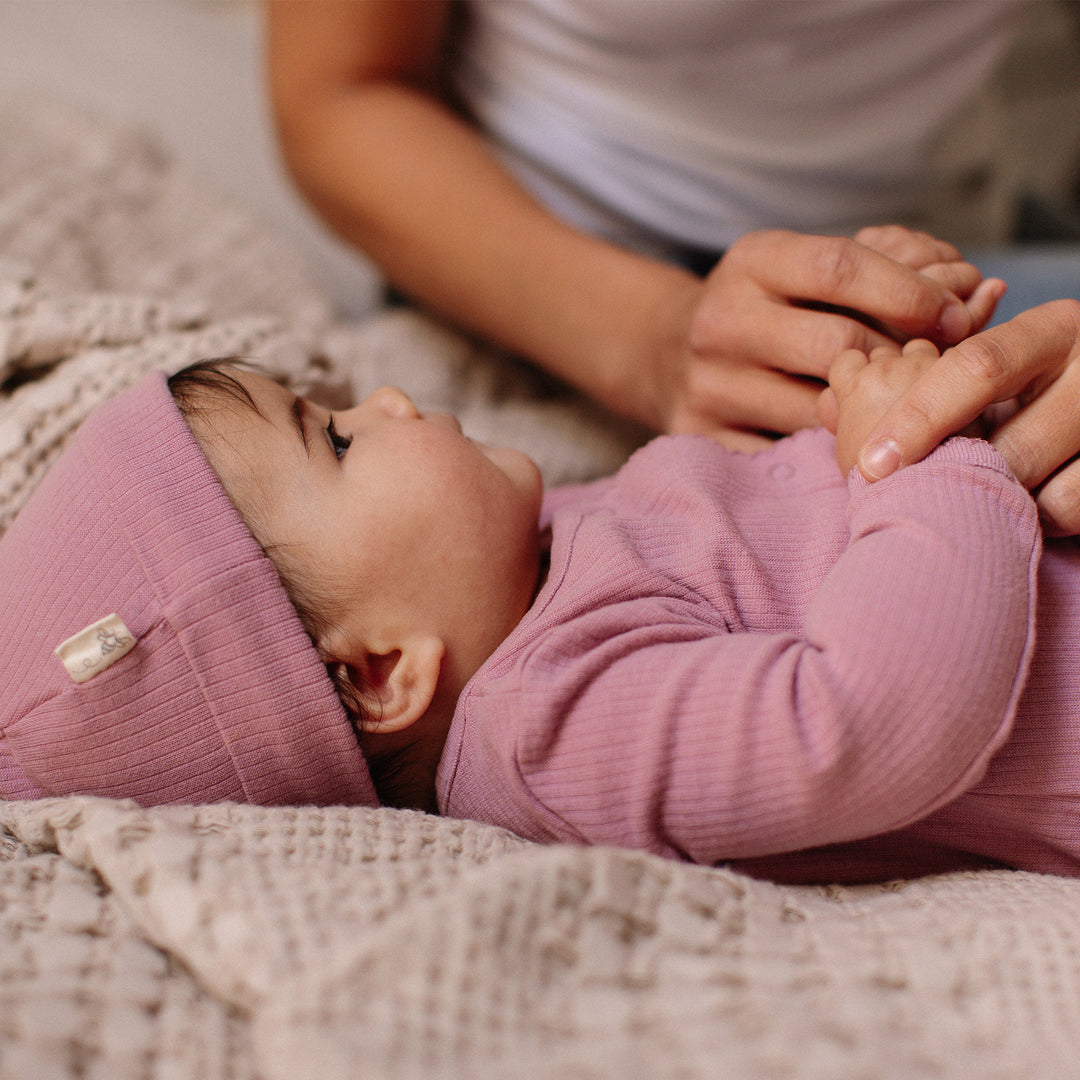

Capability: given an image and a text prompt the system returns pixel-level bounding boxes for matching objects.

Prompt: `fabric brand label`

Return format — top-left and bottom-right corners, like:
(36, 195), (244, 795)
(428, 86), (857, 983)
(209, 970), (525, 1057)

(54, 613), (136, 684)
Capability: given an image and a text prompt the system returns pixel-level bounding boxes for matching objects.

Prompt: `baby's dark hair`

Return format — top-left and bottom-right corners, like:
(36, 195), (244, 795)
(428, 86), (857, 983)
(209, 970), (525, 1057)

(167, 361), (377, 744)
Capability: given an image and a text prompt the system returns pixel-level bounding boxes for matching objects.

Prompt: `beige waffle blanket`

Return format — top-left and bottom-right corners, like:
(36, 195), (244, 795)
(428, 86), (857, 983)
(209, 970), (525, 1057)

(3, 98), (1080, 1080)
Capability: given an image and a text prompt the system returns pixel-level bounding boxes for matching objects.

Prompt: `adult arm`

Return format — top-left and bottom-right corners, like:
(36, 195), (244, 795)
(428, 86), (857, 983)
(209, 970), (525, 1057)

(851, 300), (1080, 534)
(265, 1), (995, 441)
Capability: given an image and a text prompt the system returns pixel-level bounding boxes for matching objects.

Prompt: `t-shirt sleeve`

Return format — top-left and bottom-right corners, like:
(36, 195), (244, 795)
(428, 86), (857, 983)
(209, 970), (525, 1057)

(455, 439), (1042, 864)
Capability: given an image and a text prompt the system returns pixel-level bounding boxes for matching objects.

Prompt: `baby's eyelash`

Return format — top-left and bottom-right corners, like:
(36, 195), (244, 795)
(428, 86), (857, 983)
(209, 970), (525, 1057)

(326, 415), (352, 460)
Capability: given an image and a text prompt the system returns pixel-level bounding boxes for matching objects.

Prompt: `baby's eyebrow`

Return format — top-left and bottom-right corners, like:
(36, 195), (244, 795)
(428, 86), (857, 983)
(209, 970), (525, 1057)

(290, 395), (311, 456)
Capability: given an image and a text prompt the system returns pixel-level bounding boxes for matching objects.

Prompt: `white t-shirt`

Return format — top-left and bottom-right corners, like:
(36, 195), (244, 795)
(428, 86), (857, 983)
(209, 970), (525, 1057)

(454, 0), (1020, 256)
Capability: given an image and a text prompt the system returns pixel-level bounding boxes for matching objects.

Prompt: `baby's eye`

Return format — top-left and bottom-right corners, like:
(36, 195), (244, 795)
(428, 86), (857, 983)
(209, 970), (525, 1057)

(326, 414), (352, 460)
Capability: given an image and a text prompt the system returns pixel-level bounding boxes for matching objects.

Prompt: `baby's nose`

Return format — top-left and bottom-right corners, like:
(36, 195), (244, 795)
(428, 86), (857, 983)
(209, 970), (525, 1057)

(421, 410), (464, 434)
(366, 385), (421, 420)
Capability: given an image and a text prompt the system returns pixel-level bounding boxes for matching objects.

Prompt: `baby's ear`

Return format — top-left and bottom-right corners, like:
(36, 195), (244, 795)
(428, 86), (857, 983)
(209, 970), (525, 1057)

(341, 637), (445, 734)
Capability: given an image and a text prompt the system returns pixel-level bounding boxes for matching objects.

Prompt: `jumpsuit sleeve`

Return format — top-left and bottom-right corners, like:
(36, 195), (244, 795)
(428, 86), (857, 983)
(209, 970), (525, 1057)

(500, 440), (1042, 864)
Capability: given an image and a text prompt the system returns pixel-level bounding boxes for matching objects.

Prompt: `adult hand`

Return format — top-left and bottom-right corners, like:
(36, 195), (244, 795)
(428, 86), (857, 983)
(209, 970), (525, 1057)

(852, 225), (1002, 308)
(669, 229), (1002, 449)
(850, 300), (1080, 535)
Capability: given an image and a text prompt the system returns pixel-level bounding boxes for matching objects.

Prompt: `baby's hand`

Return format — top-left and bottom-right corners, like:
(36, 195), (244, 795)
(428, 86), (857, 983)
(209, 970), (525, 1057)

(823, 340), (942, 475)
(852, 225), (1005, 334)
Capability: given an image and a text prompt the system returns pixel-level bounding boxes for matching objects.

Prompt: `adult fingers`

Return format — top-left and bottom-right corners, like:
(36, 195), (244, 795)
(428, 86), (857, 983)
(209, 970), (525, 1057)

(1034, 462), (1080, 537)
(720, 230), (973, 344)
(693, 297), (901, 384)
(673, 362), (823, 437)
(901, 268), (1006, 346)
(989, 347), (1080, 491)
(915, 261), (997, 304)
(708, 428), (777, 454)
(961, 277), (1008, 332)
(853, 225), (963, 268)
(857, 300), (1080, 482)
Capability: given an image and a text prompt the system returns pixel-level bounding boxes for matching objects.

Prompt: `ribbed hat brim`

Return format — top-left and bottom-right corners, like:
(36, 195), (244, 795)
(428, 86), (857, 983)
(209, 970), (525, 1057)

(0, 372), (378, 808)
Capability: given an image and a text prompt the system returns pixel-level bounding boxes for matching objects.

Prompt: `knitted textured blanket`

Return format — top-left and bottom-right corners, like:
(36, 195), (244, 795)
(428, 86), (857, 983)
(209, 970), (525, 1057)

(3, 98), (1080, 1080)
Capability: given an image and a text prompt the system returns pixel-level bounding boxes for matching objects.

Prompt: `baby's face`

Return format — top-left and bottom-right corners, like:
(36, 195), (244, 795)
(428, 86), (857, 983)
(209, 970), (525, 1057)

(195, 371), (544, 693)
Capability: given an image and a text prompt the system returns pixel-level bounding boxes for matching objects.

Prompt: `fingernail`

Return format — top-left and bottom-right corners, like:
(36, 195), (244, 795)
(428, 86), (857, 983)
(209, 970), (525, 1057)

(936, 302), (970, 343)
(859, 439), (901, 480)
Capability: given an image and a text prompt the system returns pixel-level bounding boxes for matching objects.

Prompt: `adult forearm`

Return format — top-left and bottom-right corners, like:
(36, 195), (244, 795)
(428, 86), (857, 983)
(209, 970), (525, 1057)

(274, 82), (699, 428)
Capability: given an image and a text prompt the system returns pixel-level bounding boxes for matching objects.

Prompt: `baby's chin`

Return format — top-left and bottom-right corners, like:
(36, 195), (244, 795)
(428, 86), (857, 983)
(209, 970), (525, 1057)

(479, 442), (544, 504)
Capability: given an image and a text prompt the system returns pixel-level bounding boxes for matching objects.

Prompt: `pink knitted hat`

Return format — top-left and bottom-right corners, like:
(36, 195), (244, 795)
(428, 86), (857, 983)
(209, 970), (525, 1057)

(0, 371), (378, 807)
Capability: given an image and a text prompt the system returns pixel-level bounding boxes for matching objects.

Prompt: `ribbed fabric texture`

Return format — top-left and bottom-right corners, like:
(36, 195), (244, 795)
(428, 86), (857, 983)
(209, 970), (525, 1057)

(0, 372), (377, 808)
(436, 428), (1077, 880)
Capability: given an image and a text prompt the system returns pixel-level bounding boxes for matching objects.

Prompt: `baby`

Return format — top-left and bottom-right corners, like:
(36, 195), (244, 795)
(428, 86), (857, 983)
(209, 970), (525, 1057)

(3, 340), (1078, 883)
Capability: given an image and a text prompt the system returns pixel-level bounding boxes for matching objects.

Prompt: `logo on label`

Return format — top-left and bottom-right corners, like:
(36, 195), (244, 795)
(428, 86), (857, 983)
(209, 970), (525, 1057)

(55, 614), (136, 684)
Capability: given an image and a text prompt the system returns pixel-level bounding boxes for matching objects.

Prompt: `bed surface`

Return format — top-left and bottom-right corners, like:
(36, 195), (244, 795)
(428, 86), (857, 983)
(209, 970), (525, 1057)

(7, 795), (1080, 1080)
(4, 92), (1080, 1080)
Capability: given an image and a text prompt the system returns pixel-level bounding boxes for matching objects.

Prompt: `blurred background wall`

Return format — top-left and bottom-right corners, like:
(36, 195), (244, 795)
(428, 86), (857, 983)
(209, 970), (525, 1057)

(0, 0), (385, 317)
(0, 0), (1076, 319)
(924, 0), (1080, 246)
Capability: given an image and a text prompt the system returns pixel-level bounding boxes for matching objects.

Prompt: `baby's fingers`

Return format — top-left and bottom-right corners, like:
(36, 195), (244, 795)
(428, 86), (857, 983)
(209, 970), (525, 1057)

(817, 386), (839, 433)
(856, 303), (1080, 482)
(854, 225), (962, 269)
(827, 348), (871, 398)
(916, 269), (1006, 330)
(964, 278), (1007, 331)
(900, 338), (942, 360)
